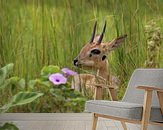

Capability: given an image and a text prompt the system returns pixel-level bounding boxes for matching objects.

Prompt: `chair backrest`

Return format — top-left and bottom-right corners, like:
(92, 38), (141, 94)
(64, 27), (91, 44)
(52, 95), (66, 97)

(122, 69), (163, 107)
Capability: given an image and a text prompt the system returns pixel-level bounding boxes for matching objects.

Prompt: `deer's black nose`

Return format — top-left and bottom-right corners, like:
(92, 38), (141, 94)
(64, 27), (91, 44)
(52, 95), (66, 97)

(73, 59), (78, 66)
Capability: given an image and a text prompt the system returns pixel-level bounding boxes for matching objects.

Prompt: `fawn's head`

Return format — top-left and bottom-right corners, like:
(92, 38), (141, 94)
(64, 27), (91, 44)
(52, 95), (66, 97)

(73, 21), (127, 69)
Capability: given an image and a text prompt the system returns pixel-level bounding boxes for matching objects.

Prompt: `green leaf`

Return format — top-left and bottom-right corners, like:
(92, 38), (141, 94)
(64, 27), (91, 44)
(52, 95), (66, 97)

(41, 65), (60, 76)
(17, 79), (25, 89)
(1, 92), (43, 112)
(49, 88), (65, 100)
(0, 77), (25, 90)
(0, 123), (19, 130)
(28, 79), (51, 90)
(0, 63), (14, 86)
(37, 80), (51, 87)
(0, 78), (11, 90)
(28, 79), (38, 90)
(11, 92), (43, 106)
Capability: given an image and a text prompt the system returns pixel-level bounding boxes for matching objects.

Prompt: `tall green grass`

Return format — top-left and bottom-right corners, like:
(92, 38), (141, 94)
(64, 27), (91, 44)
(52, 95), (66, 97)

(0, 0), (162, 98)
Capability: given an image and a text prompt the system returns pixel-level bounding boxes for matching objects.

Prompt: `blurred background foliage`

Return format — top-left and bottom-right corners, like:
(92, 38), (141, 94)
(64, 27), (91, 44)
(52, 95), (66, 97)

(0, 0), (162, 100)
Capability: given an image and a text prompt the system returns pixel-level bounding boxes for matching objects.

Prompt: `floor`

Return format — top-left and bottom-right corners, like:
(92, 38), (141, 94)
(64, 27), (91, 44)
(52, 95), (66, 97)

(0, 113), (140, 130)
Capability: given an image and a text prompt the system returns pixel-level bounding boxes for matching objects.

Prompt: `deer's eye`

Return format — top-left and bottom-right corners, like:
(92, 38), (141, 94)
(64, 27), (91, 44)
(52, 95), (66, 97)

(90, 49), (101, 55)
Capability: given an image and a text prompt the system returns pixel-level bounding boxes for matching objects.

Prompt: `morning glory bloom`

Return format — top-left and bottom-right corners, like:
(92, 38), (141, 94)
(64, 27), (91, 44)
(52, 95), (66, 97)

(61, 68), (77, 76)
(49, 73), (67, 85)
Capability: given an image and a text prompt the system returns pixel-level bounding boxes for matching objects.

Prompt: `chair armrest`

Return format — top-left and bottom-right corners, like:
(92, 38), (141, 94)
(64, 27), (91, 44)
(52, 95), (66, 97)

(137, 86), (163, 123)
(137, 86), (163, 92)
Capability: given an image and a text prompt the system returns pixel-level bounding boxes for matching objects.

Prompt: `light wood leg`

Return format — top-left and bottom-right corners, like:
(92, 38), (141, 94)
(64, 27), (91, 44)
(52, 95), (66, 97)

(141, 90), (152, 130)
(121, 121), (127, 130)
(92, 113), (98, 130)
(157, 91), (163, 114)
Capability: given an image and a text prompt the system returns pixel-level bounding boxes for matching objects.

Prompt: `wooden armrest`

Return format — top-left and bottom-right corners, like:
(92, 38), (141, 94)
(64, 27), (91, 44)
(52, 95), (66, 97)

(139, 86), (163, 124)
(137, 86), (163, 92)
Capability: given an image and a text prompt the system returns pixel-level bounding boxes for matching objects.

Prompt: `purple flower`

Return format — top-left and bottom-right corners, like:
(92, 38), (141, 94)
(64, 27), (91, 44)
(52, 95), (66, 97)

(49, 73), (67, 85)
(61, 68), (77, 76)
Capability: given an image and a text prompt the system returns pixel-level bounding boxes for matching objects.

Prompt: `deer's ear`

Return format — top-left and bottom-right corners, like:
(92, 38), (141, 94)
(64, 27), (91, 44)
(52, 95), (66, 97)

(108, 34), (127, 51)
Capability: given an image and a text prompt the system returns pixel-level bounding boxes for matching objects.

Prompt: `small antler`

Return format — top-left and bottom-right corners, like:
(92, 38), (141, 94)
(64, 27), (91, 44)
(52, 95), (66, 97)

(90, 21), (97, 43)
(97, 21), (106, 44)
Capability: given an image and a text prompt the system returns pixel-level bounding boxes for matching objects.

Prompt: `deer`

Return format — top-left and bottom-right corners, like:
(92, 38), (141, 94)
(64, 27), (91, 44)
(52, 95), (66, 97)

(72, 21), (127, 101)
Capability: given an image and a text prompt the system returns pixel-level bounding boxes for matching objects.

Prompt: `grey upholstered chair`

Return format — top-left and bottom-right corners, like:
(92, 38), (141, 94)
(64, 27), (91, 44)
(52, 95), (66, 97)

(85, 69), (163, 130)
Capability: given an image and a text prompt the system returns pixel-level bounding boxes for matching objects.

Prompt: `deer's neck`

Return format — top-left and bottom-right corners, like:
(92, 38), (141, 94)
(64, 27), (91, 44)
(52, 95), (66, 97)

(97, 60), (110, 80)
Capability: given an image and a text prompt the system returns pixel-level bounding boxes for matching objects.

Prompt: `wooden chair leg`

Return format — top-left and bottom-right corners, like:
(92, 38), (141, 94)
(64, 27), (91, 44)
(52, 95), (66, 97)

(121, 121), (127, 130)
(157, 91), (163, 114)
(92, 113), (98, 130)
(141, 90), (152, 130)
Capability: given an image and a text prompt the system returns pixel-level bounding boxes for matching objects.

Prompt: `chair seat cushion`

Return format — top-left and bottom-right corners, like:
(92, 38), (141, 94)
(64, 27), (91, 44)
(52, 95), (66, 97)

(85, 100), (163, 122)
